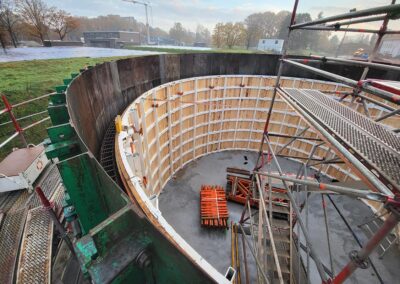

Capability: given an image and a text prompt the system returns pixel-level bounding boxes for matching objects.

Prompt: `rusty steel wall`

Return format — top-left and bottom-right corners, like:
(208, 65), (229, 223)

(65, 53), (400, 157)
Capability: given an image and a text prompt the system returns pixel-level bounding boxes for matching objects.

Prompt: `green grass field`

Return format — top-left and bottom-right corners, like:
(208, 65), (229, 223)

(0, 56), (135, 158)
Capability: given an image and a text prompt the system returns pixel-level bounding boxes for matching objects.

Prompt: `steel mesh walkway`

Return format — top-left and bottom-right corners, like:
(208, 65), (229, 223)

(0, 209), (27, 284)
(16, 184), (65, 284)
(280, 88), (400, 194)
(0, 165), (65, 284)
(16, 207), (53, 284)
(29, 165), (61, 209)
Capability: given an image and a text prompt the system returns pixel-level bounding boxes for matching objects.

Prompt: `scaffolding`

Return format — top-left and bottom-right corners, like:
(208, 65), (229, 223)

(248, 1), (400, 284)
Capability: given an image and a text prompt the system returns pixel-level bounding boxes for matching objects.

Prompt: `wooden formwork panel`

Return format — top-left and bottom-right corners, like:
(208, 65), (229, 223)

(119, 75), (397, 196)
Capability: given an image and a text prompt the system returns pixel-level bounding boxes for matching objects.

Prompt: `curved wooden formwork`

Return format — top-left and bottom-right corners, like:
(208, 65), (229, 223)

(117, 75), (399, 199)
(116, 74), (400, 283)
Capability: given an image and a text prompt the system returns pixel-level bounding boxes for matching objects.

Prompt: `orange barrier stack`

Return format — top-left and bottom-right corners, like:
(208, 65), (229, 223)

(200, 185), (229, 228)
(226, 175), (258, 207)
(226, 167), (290, 209)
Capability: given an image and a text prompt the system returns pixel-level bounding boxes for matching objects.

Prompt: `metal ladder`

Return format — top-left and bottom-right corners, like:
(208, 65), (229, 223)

(359, 215), (398, 259)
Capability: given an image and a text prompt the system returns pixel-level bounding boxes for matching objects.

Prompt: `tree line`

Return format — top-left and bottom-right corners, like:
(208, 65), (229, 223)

(212, 11), (342, 53)
(0, 0), (212, 47)
(1, 0), (363, 54)
(0, 0), (79, 47)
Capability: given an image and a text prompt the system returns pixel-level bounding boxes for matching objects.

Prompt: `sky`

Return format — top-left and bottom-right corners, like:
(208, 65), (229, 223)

(44, 0), (397, 31)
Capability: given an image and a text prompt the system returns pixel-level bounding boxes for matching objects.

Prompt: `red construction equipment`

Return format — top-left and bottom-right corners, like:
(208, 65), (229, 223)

(200, 185), (229, 228)
(226, 167), (289, 209)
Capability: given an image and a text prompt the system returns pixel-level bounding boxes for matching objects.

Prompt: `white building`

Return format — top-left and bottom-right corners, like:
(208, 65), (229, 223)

(379, 35), (400, 58)
(257, 39), (284, 53)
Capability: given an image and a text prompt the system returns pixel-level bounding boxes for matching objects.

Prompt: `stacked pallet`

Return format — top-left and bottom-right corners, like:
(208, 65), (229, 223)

(200, 185), (229, 228)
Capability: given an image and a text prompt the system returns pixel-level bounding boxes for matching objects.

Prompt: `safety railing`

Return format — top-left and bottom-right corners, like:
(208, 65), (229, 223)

(0, 93), (52, 150)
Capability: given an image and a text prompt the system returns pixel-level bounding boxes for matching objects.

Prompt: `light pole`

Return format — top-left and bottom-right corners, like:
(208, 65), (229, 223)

(123, 0), (151, 45)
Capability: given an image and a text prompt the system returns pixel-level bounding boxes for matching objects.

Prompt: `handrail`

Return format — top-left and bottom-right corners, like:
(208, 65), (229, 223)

(0, 117), (50, 149)
(308, 55), (400, 72)
(0, 132), (18, 149)
(0, 92), (53, 115)
(0, 92), (53, 150)
(13, 92), (54, 108)
(282, 59), (400, 105)
(290, 4), (400, 29)
(0, 110), (48, 127)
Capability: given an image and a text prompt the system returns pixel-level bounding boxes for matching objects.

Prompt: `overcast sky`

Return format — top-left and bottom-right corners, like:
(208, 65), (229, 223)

(44, 0), (396, 31)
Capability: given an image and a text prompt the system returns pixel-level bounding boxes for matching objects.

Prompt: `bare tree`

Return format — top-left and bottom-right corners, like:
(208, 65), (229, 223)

(212, 23), (224, 48)
(169, 22), (186, 44)
(244, 13), (264, 49)
(169, 22), (195, 45)
(0, 0), (19, 47)
(0, 29), (7, 52)
(49, 9), (79, 41)
(16, 0), (52, 44)
(195, 24), (211, 45)
(223, 22), (245, 49)
(212, 22), (246, 49)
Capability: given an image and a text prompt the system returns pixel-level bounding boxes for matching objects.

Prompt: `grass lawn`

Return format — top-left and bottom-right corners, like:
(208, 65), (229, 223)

(0, 55), (134, 158)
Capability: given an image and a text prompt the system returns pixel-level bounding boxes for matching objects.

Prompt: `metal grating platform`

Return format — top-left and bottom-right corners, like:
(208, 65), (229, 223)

(100, 122), (118, 182)
(16, 207), (53, 284)
(0, 209), (27, 284)
(280, 88), (400, 194)
(8, 191), (31, 213)
(0, 164), (67, 284)
(0, 191), (23, 213)
(29, 165), (61, 209)
(16, 182), (64, 284)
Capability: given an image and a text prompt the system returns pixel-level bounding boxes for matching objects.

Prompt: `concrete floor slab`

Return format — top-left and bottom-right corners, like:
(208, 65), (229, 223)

(158, 150), (400, 284)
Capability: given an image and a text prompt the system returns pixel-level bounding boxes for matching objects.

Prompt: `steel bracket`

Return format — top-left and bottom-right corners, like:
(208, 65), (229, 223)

(349, 250), (370, 269)
(50, 93), (66, 105)
(48, 104), (69, 125)
(47, 123), (76, 143)
(45, 139), (81, 160)
(63, 78), (73, 85)
(75, 235), (99, 268)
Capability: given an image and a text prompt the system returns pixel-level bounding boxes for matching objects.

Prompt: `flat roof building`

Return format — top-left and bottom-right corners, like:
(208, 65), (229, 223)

(83, 31), (140, 48)
(257, 39), (284, 54)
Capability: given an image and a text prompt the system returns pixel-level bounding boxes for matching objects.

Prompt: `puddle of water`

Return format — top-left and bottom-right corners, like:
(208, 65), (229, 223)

(0, 46), (161, 62)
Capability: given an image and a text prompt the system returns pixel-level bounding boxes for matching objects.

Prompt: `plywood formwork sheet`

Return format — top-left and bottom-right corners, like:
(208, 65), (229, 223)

(118, 75), (399, 196)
